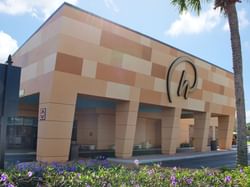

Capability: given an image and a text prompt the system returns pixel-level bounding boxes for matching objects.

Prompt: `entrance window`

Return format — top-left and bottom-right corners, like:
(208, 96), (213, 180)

(7, 116), (38, 150)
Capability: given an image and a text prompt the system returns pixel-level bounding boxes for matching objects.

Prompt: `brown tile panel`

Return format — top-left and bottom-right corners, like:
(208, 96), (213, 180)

(202, 80), (225, 95)
(224, 87), (235, 97)
(211, 66), (216, 72)
(205, 102), (210, 112)
(226, 72), (234, 80)
(55, 52), (83, 75)
(140, 88), (161, 105)
(169, 48), (178, 57)
(100, 31), (152, 61)
(151, 63), (166, 79)
(222, 106), (235, 115)
(198, 67), (209, 80)
(96, 63), (136, 86)
(189, 89), (203, 100)
(151, 40), (170, 54)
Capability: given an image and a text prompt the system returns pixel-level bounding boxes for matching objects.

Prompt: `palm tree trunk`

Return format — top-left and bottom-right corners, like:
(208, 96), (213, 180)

(226, 3), (248, 166)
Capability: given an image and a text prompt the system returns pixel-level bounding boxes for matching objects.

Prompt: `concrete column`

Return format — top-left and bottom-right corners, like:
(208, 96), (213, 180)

(36, 89), (77, 162)
(212, 126), (216, 141)
(161, 107), (182, 155)
(115, 101), (139, 158)
(218, 115), (234, 149)
(193, 112), (211, 152)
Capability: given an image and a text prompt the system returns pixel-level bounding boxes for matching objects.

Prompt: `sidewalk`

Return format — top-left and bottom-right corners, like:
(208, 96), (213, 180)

(108, 149), (237, 165)
(5, 149), (36, 156)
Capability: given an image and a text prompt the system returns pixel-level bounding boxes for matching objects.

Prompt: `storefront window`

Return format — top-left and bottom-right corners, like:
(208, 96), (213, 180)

(7, 116), (38, 150)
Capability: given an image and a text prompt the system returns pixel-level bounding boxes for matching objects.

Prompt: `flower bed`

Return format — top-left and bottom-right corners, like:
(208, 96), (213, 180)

(0, 158), (250, 187)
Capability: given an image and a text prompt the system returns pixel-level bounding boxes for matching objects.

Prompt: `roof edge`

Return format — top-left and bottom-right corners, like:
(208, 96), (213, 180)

(13, 2), (233, 75)
(13, 2), (67, 56)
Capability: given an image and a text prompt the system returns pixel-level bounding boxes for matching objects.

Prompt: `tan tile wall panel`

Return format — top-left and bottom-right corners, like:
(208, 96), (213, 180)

(76, 114), (97, 145)
(130, 87), (141, 101)
(102, 22), (143, 45)
(150, 49), (175, 66)
(97, 114), (115, 149)
(106, 82), (130, 100)
(60, 6), (151, 46)
(179, 119), (190, 146)
(60, 16), (102, 45)
(135, 73), (155, 90)
(13, 36), (59, 68)
(37, 138), (70, 157)
(13, 17), (62, 65)
(134, 118), (147, 145)
(60, 6), (105, 31)
(77, 77), (108, 98)
(21, 54), (57, 83)
(145, 119), (161, 147)
(140, 89), (162, 105)
(100, 31), (152, 61)
(82, 59), (97, 78)
(122, 54), (152, 75)
(57, 34), (113, 64)
(38, 103), (75, 122)
(45, 71), (78, 104)
(110, 51), (123, 67)
(20, 72), (54, 99)
(38, 121), (73, 139)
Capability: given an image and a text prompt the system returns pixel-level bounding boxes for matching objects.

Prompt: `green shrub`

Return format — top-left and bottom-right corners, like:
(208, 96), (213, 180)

(0, 159), (250, 187)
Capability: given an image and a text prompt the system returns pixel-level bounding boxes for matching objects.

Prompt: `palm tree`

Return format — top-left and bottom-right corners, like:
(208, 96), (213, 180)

(170, 0), (248, 165)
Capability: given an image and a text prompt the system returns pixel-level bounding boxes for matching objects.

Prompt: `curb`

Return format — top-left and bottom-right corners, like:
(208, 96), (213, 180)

(108, 150), (236, 164)
(6, 152), (36, 156)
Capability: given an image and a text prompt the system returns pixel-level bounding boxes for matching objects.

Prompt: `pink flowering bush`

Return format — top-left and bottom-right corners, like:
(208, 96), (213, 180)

(0, 159), (250, 187)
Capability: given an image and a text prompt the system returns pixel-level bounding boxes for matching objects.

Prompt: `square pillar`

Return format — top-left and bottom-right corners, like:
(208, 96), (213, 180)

(218, 115), (234, 149)
(115, 101), (139, 158)
(212, 126), (216, 141)
(161, 107), (182, 155)
(36, 90), (77, 162)
(193, 112), (211, 152)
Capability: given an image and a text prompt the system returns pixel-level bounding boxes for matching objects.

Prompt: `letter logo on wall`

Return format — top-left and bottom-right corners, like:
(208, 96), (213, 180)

(166, 56), (198, 103)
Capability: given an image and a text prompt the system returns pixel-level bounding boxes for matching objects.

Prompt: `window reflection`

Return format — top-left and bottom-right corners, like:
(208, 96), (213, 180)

(7, 116), (38, 150)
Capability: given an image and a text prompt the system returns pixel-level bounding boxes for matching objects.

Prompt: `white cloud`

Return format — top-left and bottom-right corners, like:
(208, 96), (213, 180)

(0, 31), (18, 63)
(0, 0), (79, 19)
(246, 110), (250, 123)
(104, 0), (119, 13)
(223, 9), (250, 31)
(166, 6), (221, 37)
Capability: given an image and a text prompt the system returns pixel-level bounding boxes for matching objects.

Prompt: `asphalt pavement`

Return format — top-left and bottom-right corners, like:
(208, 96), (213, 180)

(160, 152), (250, 169)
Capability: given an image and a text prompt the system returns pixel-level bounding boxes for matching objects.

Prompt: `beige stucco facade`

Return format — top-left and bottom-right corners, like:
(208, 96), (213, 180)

(13, 3), (235, 162)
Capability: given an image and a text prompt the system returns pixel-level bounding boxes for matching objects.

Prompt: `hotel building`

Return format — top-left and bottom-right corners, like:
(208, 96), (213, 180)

(10, 3), (235, 162)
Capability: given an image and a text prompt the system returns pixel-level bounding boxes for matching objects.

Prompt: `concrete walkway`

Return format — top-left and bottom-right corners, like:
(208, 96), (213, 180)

(108, 149), (237, 165)
(5, 149), (36, 156)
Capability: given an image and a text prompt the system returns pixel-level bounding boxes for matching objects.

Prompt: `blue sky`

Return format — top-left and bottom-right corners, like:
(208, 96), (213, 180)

(0, 0), (249, 122)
